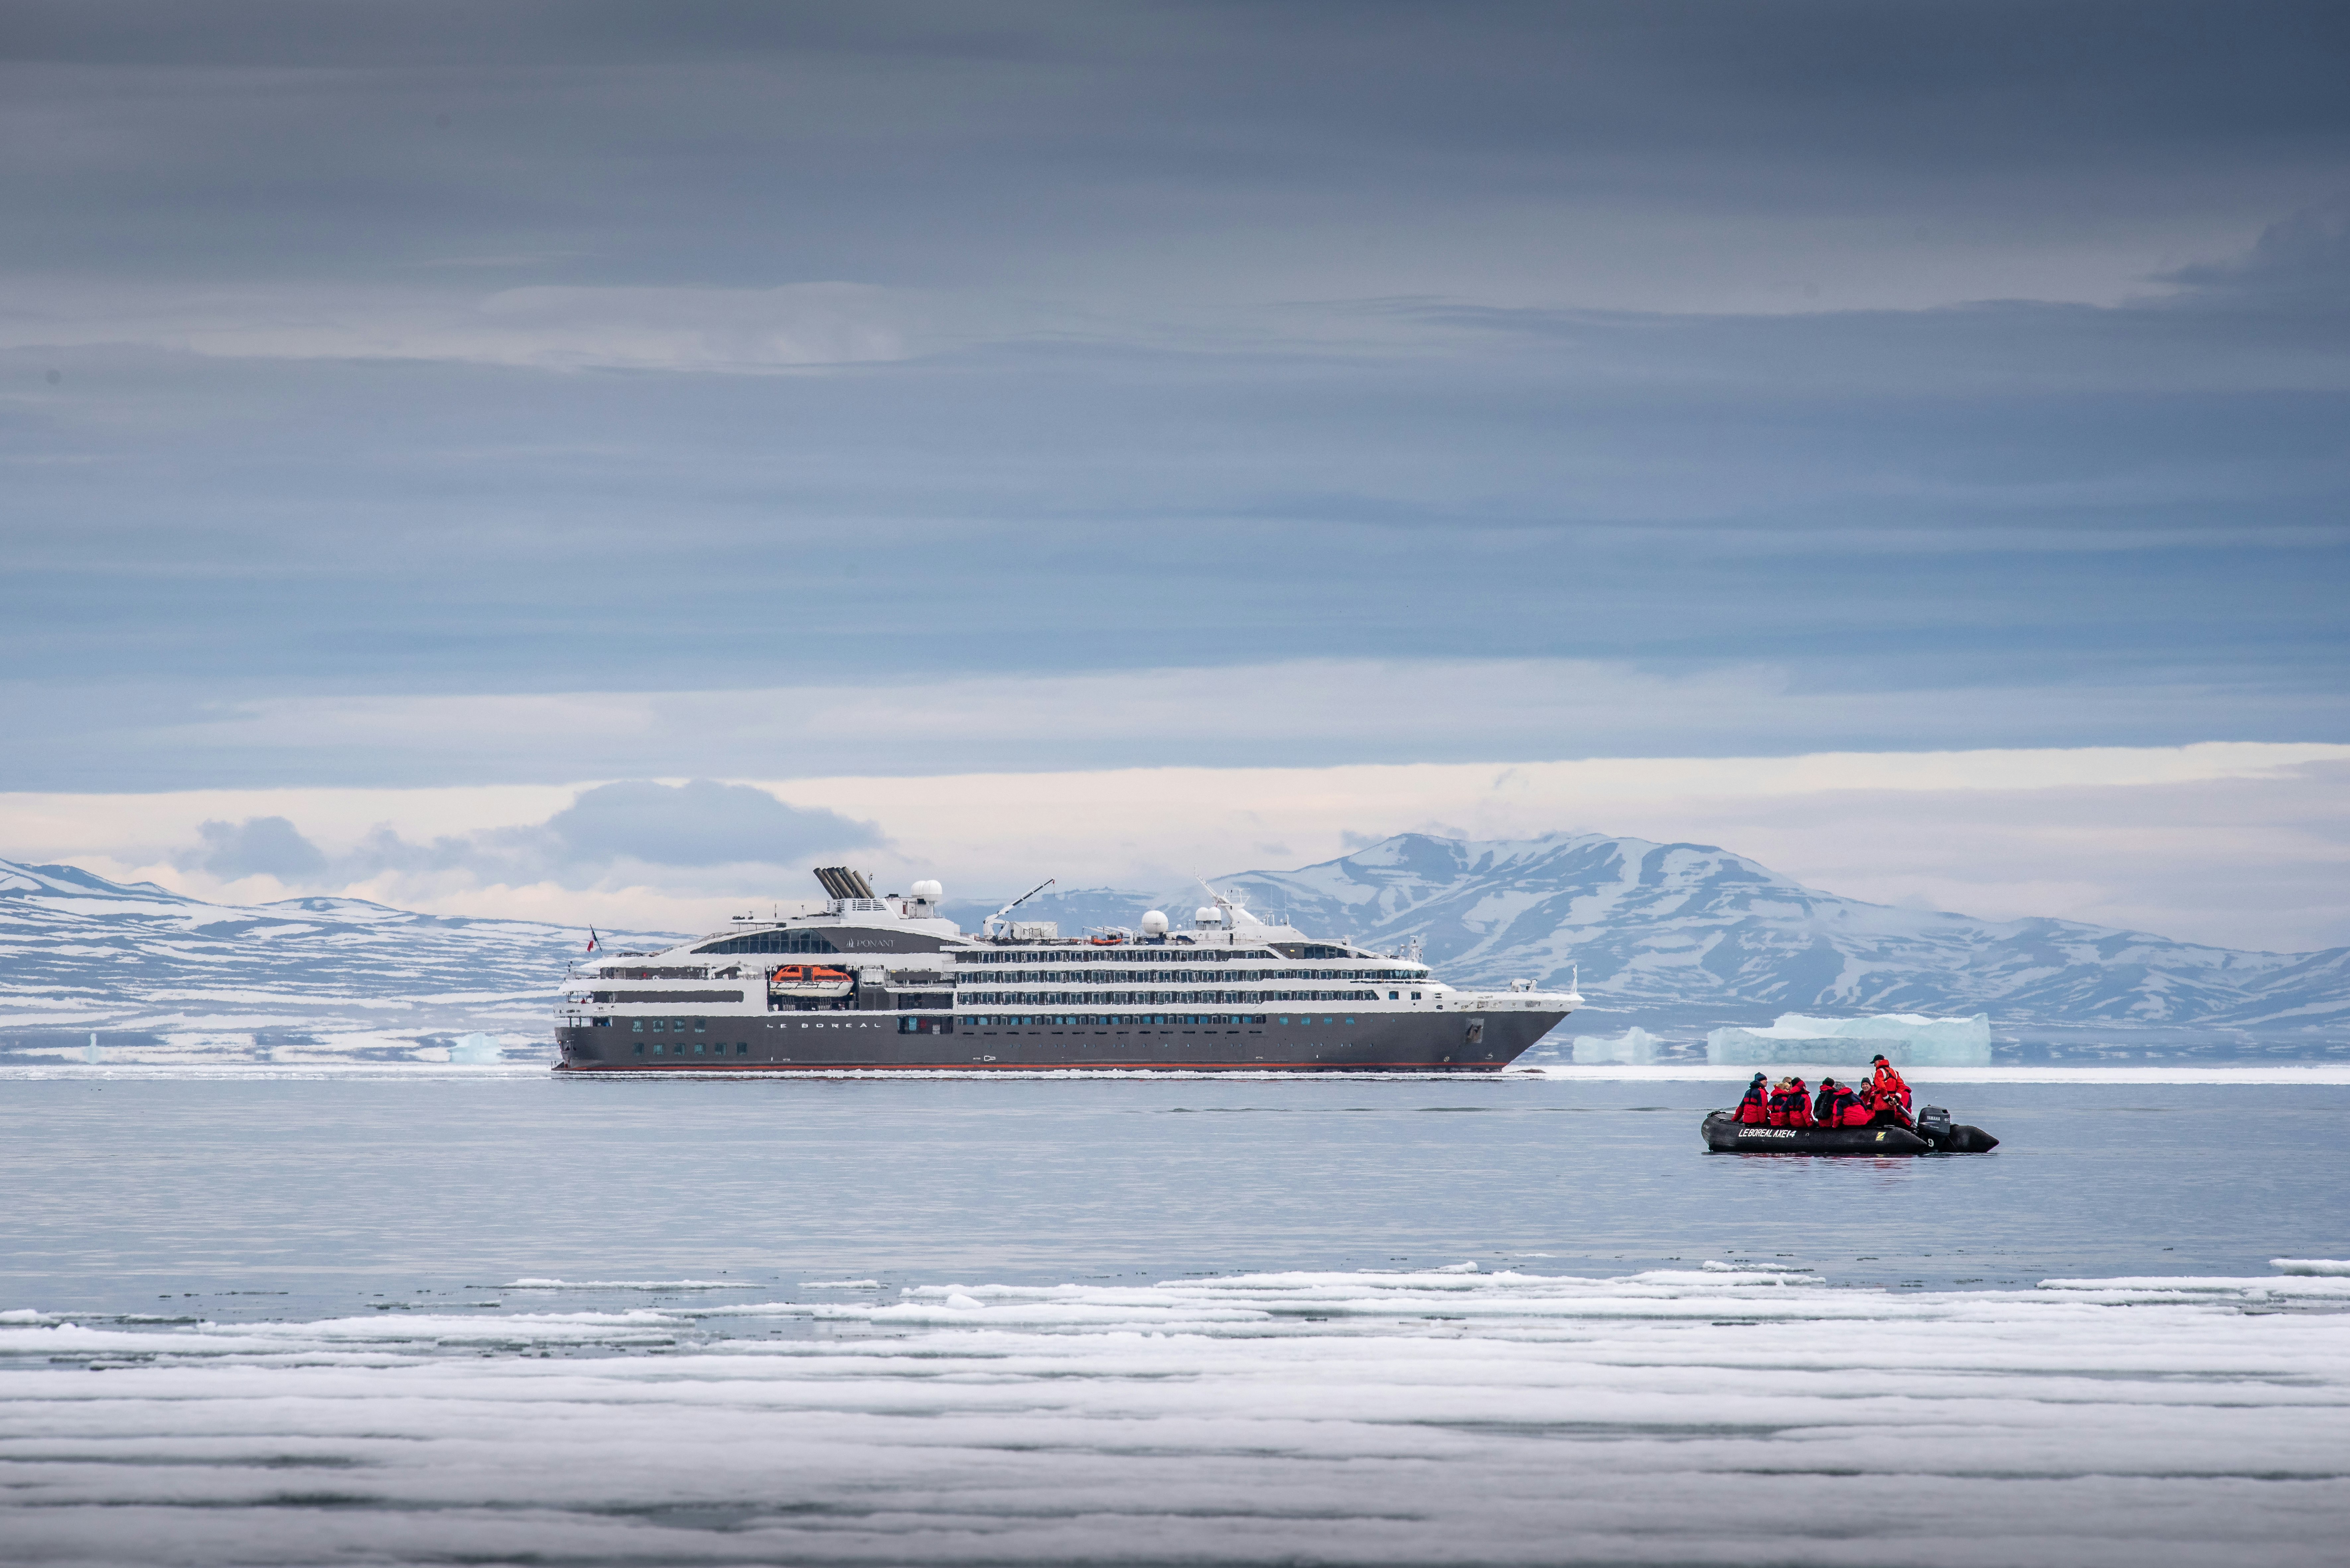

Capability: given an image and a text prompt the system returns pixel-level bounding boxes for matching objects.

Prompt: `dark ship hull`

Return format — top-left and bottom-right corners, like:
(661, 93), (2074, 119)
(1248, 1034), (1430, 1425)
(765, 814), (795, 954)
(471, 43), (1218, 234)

(556, 1006), (1566, 1073)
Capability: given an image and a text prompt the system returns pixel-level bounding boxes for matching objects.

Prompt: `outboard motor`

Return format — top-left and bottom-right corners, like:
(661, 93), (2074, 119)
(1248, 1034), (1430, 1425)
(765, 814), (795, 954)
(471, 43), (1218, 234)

(1916, 1106), (1953, 1146)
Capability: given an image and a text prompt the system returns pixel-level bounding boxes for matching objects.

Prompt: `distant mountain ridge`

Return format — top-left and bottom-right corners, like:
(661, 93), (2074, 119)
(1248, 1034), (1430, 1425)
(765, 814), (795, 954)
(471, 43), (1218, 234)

(0, 859), (675, 1064)
(6, 833), (2345, 1065)
(944, 833), (2350, 1054)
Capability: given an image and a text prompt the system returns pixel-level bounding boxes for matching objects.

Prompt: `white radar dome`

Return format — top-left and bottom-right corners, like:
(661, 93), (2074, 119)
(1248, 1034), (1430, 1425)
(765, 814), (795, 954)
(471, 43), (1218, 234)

(909, 879), (943, 900)
(1140, 909), (1170, 936)
(1195, 905), (1223, 926)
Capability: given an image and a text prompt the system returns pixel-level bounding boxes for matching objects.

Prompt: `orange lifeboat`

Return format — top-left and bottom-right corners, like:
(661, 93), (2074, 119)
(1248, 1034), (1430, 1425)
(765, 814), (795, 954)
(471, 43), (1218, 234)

(769, 963), (854, 999)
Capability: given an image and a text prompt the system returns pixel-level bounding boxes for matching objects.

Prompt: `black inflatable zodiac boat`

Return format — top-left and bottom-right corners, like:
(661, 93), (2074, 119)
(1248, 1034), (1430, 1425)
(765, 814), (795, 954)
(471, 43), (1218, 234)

(1702, 1104), (1999, 1155)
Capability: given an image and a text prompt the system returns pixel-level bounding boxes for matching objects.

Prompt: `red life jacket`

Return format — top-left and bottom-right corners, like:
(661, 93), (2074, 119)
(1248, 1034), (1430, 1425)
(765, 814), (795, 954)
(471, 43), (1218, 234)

(1736, 1081), (1769, 1124)
(1765, 1085), (1797, 1126)
(1871, 1063), (1912, 1108)
(1840, 1098), (1875, 1127)
(1816, 1084), (1859, 1125)
(1782, 1080), (1813, 1127)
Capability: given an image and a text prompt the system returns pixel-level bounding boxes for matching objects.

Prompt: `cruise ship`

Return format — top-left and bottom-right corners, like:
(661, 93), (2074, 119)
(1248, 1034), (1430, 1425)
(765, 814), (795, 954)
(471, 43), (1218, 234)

(554, 867), (1581, 1073)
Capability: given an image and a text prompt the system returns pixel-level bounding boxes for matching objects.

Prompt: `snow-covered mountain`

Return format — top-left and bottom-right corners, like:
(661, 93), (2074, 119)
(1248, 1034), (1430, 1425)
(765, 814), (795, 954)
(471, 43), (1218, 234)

(0, 860), (674, 1064)
(947, 833), (2350, 1058)
(8, 833), (2345, 1065)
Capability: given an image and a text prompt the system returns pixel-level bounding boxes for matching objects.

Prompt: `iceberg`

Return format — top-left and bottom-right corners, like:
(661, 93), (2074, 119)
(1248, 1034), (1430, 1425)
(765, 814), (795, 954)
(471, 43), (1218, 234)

(1706, 1012), (1992, 1067)
(448, 1032), (504, 1065)
(1571, 1026), (1661, 1065)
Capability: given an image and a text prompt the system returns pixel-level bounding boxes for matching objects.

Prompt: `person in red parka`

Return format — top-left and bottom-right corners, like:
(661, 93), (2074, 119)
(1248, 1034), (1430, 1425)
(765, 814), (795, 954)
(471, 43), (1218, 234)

(1864, 1076), (1915, 1128)
(1782, 1076), (1814, 1128)
(1765, 1077), (1798, 1126)
(1869, 1055), (1912, 1109)
(1814, 1077), (1861, 1127)
(1736, 1073), (1770, 1124)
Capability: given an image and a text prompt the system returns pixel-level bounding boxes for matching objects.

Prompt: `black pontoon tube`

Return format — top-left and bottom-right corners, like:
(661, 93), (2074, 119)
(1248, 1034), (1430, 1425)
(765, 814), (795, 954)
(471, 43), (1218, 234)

(1702, 1106), (1998, 1155)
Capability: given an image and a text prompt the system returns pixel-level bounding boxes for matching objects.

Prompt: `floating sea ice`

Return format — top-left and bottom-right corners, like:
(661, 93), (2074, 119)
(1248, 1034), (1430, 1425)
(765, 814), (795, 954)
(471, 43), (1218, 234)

(0, 1310), (683, 1365)
(1698, 1260), (1813, 1275)
(1707, 1011), (1992, 1067)
(2039, 1272), (2350, 1303)
(503, 1278), (752, 1290)
(2273, 1258), (2350, 1276)
(8, 1263), (2350, 1567)
(1571, 1026), (1660, 1064)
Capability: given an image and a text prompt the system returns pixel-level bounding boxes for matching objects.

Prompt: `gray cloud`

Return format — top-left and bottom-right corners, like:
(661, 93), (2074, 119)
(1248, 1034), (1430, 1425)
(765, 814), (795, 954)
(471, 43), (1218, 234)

(186, 815), (329, 882)
(32, 660), (2325, 793)
(541, 780), (881, 868)
(172, 781), (880, 890)
(2162, 196), (2350, 312)
(7, 1), (2344, 298)
(3, 3), (2346, 796)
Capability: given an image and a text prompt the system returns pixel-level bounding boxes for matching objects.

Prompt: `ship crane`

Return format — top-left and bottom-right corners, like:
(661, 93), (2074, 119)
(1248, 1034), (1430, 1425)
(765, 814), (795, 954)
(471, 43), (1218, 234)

(981, 876), (1056, 940)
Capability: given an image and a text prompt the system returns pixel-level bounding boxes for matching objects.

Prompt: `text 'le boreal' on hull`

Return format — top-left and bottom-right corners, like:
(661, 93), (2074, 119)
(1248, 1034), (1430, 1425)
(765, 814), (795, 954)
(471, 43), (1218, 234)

(556, 868), (1581, 1074)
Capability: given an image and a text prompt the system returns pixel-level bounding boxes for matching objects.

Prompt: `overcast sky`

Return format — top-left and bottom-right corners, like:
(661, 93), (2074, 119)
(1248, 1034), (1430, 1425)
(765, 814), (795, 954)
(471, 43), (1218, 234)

(4, 2), (2346, 947)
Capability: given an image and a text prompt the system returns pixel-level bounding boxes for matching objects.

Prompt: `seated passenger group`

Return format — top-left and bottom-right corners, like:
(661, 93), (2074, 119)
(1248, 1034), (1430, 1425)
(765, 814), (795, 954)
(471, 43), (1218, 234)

(1734, 1056), (1913, 1128)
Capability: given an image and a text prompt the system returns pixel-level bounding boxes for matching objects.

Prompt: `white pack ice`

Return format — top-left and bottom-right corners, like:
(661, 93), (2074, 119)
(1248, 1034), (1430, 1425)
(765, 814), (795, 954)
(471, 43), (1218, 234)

(1706, 1011), (1992, 1066)
(1571, 1025), (1662, 1064)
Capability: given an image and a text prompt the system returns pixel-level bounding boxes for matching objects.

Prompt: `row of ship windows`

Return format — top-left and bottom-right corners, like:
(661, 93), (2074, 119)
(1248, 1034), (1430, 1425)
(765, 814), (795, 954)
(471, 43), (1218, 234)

(694, 938), (1383, 963)
(962, 989), (1406, 1003)
(968, 1015), (1354, 1028)
(962, 955), (1427, 977)
(694, 939), (1371, 961)
(606, 1020), (1372, 1044)
(957, 969), (1401, 984)
(962, 949), (1278, 964)
(593, 964), (1421, 985)
(589, 1017), (892, 1031)
(612, 1016), (1367, 1052)
(583, 989), (1416, 1032)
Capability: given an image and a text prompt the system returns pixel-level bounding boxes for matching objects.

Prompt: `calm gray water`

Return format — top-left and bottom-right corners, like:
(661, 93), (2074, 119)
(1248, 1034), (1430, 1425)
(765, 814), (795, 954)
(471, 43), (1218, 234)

(7, 1073), (2344, 1321)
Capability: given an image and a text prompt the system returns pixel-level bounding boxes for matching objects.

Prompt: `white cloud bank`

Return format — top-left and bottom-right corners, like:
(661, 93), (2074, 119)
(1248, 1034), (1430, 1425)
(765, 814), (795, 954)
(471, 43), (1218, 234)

(1, 281), (934, 371)
(122, 660), (2350, 781)
(6, 740), (2347, 952)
